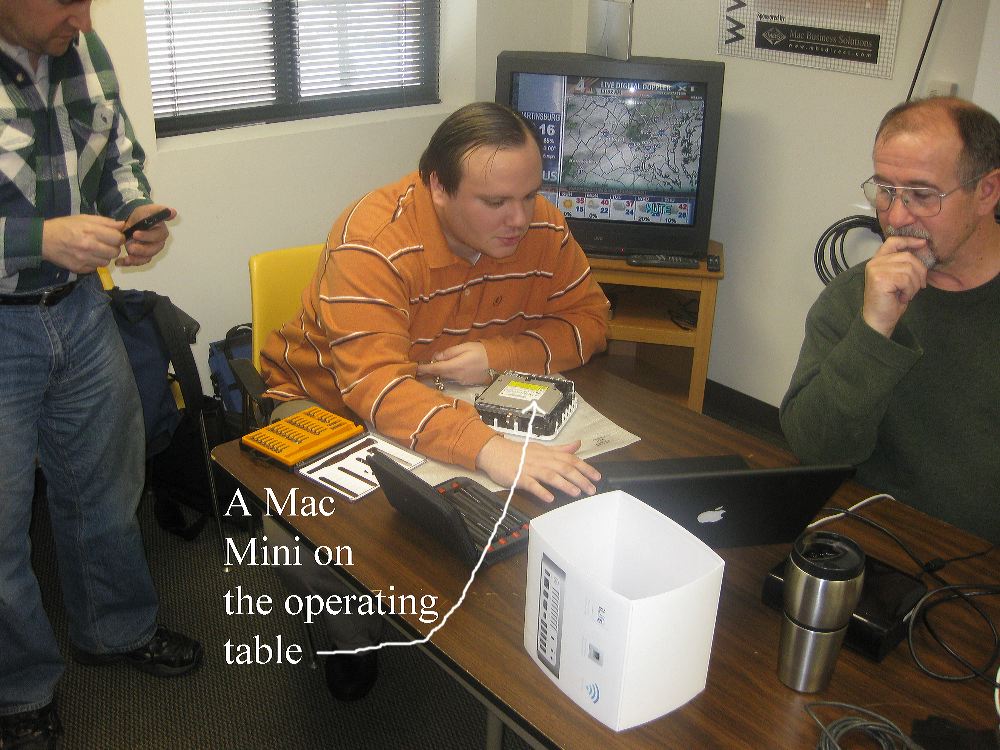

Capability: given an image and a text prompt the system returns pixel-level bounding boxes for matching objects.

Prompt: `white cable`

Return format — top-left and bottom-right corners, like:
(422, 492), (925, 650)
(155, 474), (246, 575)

(320, 401), (539, 656)
(806, 493), (895, 529)
(994, 662), (999, 721)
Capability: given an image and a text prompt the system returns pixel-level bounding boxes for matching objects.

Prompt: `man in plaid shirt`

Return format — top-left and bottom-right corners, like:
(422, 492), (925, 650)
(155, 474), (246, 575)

(0, 2), (201, 746)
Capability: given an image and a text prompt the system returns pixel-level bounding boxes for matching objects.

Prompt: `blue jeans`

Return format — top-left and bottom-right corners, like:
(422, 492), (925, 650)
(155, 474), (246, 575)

(0, 275), (158, 715)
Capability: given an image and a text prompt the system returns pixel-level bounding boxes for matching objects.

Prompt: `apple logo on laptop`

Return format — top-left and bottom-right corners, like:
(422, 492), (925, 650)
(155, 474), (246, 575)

(697, 506), (726, 524)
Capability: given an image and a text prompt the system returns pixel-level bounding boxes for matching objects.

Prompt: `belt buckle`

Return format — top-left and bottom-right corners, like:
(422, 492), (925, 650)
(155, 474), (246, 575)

(39, 283), (70, 306)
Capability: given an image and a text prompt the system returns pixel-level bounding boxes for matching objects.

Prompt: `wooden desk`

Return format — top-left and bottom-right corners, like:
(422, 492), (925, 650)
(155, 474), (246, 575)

(212, 364), (997, 749)
(589, 241), (723, 413)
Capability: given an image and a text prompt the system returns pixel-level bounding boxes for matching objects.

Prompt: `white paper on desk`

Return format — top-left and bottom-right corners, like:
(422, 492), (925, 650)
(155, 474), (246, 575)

(398, 379), (639, 491)
(296, 435), (424, 502)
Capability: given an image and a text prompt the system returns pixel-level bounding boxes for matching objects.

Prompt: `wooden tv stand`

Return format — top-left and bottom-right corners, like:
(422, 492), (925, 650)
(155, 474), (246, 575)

(588, 241), (724, 412)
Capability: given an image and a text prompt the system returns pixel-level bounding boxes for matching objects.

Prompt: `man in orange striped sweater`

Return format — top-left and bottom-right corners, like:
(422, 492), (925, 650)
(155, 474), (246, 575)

(263, 102), (610, 502)
(261, 103), (609, 699)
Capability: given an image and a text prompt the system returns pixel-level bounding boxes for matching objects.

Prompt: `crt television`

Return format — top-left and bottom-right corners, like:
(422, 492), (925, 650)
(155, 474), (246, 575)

(496, 51), (725, 259)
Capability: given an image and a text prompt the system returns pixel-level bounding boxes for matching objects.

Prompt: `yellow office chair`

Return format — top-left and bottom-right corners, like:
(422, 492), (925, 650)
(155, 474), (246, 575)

(231, 244), (324, 431)
(245, 243), (327, 661)
(249, 243), (325, 370)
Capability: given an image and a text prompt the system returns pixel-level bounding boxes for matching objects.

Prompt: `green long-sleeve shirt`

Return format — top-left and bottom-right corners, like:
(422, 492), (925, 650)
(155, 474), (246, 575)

(780, 262), (999, 543)
(0, 31), (151, 294)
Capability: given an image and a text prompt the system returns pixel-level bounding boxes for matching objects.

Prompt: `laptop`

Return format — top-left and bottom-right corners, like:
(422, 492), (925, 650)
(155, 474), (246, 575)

(594, 456), (854, 549)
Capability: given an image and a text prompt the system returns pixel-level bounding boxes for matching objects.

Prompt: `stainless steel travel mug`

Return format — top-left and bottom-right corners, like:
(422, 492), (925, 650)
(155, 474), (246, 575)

(777, 530), (865, 692)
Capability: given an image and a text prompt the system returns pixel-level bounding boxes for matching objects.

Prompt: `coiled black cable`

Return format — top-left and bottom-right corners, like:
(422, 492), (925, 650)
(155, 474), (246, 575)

(813, 215), (883, 285)
(819, 506), (1000, 691)
(908, 584), (1000, 689)
(806, 702), (921, 750)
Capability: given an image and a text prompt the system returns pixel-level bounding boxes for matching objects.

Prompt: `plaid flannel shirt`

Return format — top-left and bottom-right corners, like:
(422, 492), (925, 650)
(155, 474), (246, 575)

(0, 31), (151, 294)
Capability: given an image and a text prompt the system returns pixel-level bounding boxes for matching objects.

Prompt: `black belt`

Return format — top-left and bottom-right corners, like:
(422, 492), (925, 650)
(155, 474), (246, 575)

(0, 281), (78, 306)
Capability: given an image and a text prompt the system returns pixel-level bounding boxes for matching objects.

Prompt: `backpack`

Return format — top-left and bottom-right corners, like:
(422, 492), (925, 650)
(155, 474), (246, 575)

(208, 323), (252, 428)
(148, 395), (238, 539)
(107, 288), (236, 540)
(107, 289), (189, 457)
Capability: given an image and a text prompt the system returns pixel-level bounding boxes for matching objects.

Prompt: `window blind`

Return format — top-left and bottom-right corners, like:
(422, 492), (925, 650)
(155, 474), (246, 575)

(144, 0), (439, 136)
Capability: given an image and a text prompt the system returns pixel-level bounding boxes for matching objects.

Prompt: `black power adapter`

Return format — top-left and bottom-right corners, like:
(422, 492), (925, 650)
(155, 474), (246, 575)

(761, 555), (928, 662)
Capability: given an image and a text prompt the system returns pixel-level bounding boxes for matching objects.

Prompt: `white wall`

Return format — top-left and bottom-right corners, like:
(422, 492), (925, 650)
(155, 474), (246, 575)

(973, 0), (1000, 113)
(93, 1), (991, 405)
(93, 1), (480, 384)
(474, 0), (587, 98)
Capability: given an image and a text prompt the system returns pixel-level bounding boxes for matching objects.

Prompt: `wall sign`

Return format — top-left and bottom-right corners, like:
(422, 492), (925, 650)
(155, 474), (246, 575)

(719, 0), (902, 78)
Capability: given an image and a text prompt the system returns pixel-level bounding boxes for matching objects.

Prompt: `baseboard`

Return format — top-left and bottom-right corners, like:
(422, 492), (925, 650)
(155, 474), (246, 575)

(703, 380), (784, 442)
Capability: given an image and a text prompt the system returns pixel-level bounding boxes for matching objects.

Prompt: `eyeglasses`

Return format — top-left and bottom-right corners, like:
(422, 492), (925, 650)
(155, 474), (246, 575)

(861, 173), (987, 217)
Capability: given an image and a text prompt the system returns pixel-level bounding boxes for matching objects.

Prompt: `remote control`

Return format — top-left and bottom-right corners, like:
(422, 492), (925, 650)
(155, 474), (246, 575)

(706, 254), (721, 272)
(626, 254), (700, 269)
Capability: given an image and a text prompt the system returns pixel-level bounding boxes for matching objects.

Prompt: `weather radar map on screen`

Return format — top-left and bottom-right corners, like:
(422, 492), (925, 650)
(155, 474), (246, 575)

(515, 73), (705, 228)
(497, 52), (724, 259)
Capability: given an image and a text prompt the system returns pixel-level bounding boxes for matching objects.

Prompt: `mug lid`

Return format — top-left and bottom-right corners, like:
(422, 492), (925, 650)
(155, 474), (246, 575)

(791, 530), (865, 580)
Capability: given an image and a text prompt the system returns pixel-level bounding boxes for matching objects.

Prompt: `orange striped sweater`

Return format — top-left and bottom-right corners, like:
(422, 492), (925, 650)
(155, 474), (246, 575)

(261, 171), (609, 470)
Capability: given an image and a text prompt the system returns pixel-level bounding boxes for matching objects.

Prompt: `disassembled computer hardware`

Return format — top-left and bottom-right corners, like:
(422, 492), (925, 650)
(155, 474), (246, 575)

(474, 371), (577, 440)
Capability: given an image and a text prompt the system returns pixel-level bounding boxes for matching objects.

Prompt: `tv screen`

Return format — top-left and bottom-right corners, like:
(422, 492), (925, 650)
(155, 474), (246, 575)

(496, 51), (724, 259)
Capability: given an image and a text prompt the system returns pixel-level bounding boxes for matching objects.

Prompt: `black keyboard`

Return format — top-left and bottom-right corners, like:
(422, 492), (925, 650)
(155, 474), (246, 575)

(367, 450), (529, 567)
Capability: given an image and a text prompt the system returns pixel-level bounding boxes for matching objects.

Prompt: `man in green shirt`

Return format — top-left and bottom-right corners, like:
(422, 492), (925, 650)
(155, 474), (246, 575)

(781, 97), (999, 544)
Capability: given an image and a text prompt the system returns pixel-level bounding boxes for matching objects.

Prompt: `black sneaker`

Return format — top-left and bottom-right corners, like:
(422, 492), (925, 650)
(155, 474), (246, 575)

(74, 625), (203, 677)
(324, 651), (378, 701)
(0, 701), (63, 750)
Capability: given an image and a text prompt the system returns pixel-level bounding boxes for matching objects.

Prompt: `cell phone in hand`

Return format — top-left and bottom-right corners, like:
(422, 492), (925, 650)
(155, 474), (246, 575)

(123, 208), (172, 241)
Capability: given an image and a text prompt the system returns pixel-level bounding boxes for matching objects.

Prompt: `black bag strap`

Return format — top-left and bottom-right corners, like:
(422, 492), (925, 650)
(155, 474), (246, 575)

(106, 286), (202, 414)
(149, 295), (225, 545)
(151, 295), (203, 417)
(221, 323), (252, 359)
